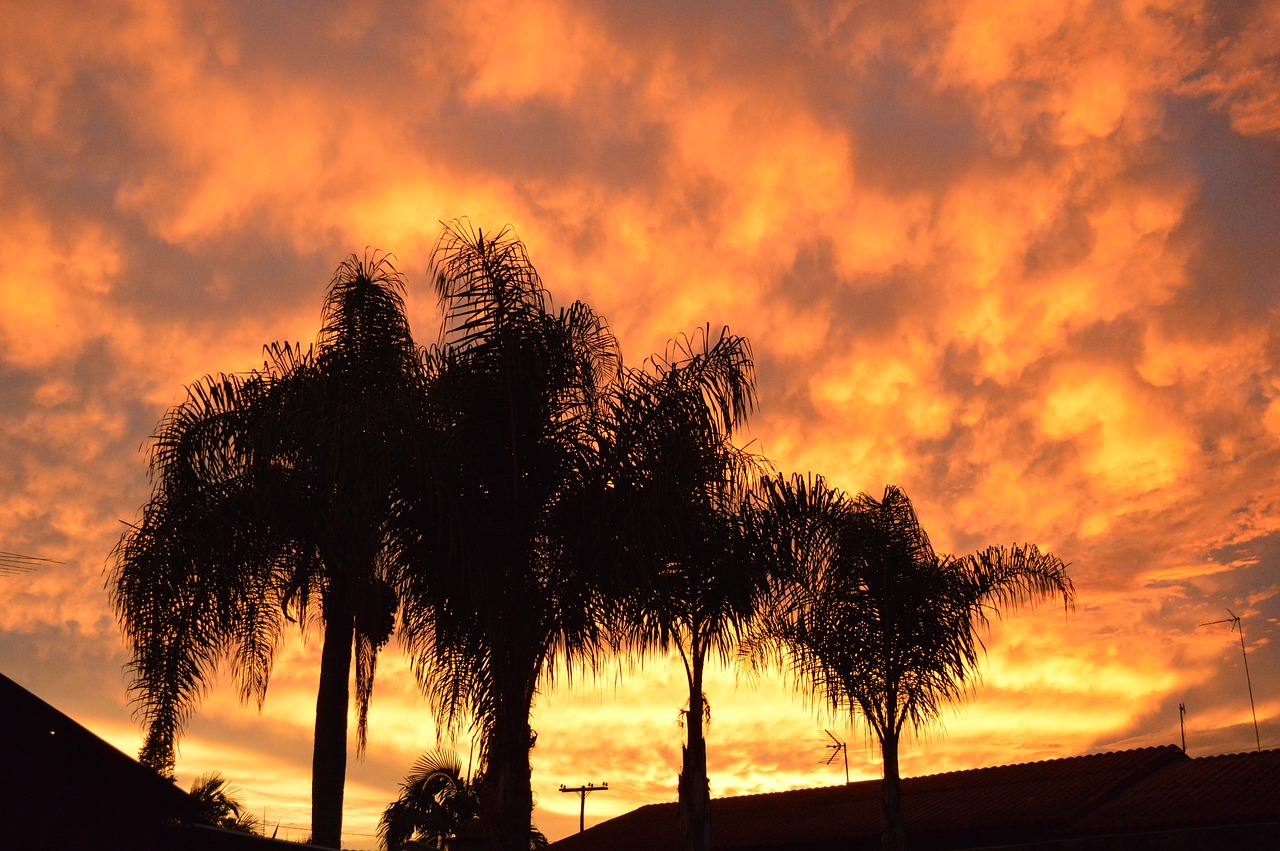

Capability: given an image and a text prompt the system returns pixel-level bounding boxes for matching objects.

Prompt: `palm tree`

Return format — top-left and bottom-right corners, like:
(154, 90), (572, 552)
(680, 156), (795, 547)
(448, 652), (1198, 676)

(392, 223), (759, 851)
(608, 329), (760, 851)
(379, 749), (479, 850)
(391, 222), (625, 851)
(757, 478), (1074, 851)
(379, 749), (550, 850)
(109, 253), (423, 848)
(189, 771), (261, 833)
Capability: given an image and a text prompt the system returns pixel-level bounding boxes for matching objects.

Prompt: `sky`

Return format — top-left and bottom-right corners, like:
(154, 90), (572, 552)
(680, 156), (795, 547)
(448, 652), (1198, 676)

(1, 0), (1278, 845)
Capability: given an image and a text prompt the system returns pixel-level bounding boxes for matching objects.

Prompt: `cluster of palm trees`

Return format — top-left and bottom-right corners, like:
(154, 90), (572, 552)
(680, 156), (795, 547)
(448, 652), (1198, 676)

(109, 221), (1073, 851)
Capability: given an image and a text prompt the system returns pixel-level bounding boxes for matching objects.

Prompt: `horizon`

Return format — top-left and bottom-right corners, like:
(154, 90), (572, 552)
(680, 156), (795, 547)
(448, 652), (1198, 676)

(2, 1), (1278, 847)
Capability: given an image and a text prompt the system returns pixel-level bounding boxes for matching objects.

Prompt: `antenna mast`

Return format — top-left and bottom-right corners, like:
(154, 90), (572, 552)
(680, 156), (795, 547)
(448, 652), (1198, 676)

(0, 551), (63, 577)
(823, 730), (849, 784)
(1198, 610), (1261, 751)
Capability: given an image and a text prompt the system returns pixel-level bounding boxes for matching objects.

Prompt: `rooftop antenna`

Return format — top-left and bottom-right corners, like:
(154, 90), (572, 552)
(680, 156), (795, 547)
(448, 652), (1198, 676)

(1198, 610), (1261, 751)
(559, 782), (608, 833)
(0, 551), (63, 577)
(823, 730), (849, 784)
(1178, 702), (1186, 752)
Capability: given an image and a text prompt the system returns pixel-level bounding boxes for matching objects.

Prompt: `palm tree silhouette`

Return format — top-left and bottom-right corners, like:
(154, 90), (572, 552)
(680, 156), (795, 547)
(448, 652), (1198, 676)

(110, 253), (424, 848)
(378, 749), (550, 850)
(188, 771), (261, 833)
(757, 478), (1074, 851)
(609, 328), (759, 851)
(392, 223), (758, 851)
(379, 749), (479, 850)
(391, 222), (625, 851)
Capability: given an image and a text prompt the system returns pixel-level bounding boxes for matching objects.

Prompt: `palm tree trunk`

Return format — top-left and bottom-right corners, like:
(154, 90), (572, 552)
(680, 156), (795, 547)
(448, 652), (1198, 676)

(678, 643), (711, 851)
(478, 665), (537, 851)
(313, 606), (354, 849)
(880, 726), (905, 851)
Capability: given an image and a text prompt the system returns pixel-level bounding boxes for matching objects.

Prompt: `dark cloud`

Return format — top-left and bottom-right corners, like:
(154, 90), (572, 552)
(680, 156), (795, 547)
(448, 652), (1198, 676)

(1169, 105), (1280, 321)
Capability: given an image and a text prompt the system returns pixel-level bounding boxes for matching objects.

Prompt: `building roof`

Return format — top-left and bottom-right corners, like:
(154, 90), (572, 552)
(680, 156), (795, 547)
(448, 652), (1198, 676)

(547, 745), (1280, 851)
(1078, 747), (1280, 833)
(0, 670), (319, 851)
(1, 669), (200, 849)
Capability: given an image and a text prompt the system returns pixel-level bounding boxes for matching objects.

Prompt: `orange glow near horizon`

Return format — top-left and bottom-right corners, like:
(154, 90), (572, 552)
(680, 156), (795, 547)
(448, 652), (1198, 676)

(2, 1), (1280, 847)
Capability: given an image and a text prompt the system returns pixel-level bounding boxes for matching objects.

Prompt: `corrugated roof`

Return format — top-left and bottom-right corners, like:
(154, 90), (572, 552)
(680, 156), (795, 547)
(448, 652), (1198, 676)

(547, 745), (1280, 851)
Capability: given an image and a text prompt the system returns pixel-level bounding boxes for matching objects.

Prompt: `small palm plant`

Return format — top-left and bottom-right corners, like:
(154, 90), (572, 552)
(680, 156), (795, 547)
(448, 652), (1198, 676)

(379, 750), (548, 850)
(188, 771), (260, 833)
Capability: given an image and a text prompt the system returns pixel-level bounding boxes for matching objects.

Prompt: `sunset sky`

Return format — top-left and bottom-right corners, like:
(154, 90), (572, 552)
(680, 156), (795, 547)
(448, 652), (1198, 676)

(2, 0), (1279, 845)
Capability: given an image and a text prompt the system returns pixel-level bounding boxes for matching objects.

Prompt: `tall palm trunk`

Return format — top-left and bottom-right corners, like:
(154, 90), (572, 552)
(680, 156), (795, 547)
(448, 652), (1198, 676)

(678, 637), (711, 851)
(478, 658), (537, 851)
(313, 601), (354, 848)
(880, 725), (905, 851)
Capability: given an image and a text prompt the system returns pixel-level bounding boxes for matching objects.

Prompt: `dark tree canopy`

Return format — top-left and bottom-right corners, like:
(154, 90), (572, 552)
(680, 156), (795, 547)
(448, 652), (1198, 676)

(110, 224), (1076, 851)
(110, 253), (424, 847)
(755, 477), (1074, 851)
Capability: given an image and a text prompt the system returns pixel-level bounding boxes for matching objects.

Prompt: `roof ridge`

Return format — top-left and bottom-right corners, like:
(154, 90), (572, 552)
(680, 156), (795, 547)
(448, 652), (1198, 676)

(909, 744), (1186, 780)
(657, 745), (1192, 808)
(1189, 747), (1280, 760)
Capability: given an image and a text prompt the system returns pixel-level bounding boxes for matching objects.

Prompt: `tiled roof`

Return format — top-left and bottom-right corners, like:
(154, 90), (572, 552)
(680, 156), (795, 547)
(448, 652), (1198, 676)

(547, 745), (1280, 851)
(1078, 748), (1280, 832)
(901, 745), (1185, 843)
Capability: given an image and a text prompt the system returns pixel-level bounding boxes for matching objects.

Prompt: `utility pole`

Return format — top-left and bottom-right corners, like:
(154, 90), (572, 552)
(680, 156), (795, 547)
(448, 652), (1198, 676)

(559, 782), (608, 833)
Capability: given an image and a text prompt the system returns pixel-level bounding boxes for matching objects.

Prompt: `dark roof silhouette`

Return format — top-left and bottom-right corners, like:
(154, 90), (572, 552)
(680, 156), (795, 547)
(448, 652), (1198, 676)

(0, 671), (319, 851)
(547, 745), (1280, 850)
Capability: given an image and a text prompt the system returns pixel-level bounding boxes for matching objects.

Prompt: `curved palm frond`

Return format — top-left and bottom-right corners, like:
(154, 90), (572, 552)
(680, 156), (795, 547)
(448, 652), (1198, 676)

(189, 771), (261, 833)
(379, 749), (479, 850)
(394, 223), (625, 850)
(110, 372), (293, 773)
(110, 251), (426, 849)
(757, 479), (1074, 851)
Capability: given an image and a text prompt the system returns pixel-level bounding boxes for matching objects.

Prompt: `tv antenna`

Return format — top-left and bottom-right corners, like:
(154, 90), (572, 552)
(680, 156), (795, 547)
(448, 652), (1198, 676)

(823, 730), (849, 784)
(0, 551), (63, 577)
(1198, 610), (1261, 751)
(559, 782), (608, 833)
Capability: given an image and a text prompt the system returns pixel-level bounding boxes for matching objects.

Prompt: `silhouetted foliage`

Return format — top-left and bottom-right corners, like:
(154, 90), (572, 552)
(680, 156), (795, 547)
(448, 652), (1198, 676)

(390, 222), (758, 851)
(189, 771), (260, 834)
(110, 253), (424, 848)
(391, 222), (625, 851)
(380, 749), (479, 850)
(379, 749), (549, 850)
(753, 477), (1074, 851)
(609, 328), (760, 851)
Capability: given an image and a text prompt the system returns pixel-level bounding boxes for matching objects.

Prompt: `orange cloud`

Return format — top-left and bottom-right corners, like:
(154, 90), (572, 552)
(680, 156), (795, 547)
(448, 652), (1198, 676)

(3, 2), (1280, 846)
